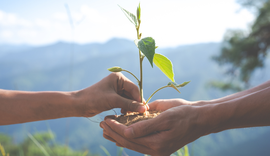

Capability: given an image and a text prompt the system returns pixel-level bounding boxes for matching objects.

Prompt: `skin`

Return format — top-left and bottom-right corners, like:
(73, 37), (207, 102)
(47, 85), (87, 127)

(0, 73), (147, 125)
(100, 80), (270, 156)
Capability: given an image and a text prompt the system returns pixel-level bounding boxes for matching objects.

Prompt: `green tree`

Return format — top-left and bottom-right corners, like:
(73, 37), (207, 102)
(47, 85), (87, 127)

(211, 0), (270, 91)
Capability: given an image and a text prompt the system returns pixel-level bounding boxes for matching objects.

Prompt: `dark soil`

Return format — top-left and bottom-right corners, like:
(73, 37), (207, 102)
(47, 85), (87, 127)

(115, 110), (161, 126)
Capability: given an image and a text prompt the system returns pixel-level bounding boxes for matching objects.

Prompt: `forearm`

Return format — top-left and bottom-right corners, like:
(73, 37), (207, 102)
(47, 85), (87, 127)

(198, 84), (270, 135)
(196, 80), (270, 106)
(0, 89), (78, 125)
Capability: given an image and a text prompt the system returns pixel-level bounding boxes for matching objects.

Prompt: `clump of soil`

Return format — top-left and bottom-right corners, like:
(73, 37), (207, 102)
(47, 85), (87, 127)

(115, 110), (161, 126)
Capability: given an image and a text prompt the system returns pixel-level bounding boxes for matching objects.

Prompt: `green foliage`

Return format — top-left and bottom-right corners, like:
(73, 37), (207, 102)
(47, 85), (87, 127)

(107, 67), (123, 72)
(177, 81), (191, 88)
(137, 37), (156, 67)
(117, 147), (123, 156)
(0, 143), (7, 156)
(137, 3), (141, 21)
(100, 145), (111, 156)
(171, 145), (189, 156)
(167, 81), (191, 94)
(154, 53), (174, 82)
(168, 82), (181, 93)
(212, 0), (270, 90)
(0, 132), (98, 156)
(100, 146), (124, 156)
(118, 5), (138, 27)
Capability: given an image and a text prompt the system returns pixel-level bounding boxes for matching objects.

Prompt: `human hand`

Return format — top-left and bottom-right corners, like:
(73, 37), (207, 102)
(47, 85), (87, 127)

(100, 99), (208, 156)
(73, 73), (148, 117)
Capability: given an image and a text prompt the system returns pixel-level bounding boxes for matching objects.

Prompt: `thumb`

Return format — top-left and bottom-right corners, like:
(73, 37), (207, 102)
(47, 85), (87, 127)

(112, 95), (147, 113)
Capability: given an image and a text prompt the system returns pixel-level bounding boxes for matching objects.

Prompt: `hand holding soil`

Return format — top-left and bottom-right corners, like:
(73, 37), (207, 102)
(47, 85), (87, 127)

(101, 80), (270, 155)
(100, 99), (203, 156)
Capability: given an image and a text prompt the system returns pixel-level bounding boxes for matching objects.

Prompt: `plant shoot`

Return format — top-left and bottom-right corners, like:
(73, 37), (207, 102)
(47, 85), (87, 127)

(108, 3), (190, 105)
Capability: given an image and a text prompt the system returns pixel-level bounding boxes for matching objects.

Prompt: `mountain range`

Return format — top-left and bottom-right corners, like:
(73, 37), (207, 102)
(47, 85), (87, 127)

(0, 38), (270, 156)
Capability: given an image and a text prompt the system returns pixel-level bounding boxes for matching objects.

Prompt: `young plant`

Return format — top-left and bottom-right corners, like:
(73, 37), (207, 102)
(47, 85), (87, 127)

(108, 3), (190, 105)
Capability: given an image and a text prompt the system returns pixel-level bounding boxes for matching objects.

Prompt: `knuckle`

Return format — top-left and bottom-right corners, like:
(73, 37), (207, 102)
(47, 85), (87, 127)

(108, 94), (119, 108)
(110, 72), (123, 78)
(127, 100), (135, 110)
(108, 72), (116, 79)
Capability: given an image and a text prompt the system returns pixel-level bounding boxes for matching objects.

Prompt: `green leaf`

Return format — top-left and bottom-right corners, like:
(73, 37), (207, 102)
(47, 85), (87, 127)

(177, 81), (190, 88)
(117, 147), (124, 156)
(184, 145), (190, 156)
(154, 53), (175, 82)
(138, 37), (156, 67)
(118, 5), (138, 27)
(108, 67), (123, 72)
(100, 145), (111, 156)
(137, 3), (141, 21)
(168, 82), (181, 93)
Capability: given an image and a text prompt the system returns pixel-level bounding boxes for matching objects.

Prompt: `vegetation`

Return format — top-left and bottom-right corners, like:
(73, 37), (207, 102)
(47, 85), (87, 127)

(0, 132), (98, 156)
(211, 0), (270, 91)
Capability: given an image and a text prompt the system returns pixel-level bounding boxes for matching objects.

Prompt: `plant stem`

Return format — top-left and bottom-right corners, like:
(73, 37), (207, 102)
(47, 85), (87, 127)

(139, 54), (143, 103)
(136, 21), (144, 104)
(145, 85), (169, 104)
(122, 69), (139, 83)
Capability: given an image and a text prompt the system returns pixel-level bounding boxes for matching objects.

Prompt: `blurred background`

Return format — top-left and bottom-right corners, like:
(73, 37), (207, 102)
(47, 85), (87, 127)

(0, 0), (270, 155)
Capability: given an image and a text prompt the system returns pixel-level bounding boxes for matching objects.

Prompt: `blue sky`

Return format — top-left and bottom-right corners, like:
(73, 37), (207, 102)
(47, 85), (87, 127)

(0, 0), (254, 47)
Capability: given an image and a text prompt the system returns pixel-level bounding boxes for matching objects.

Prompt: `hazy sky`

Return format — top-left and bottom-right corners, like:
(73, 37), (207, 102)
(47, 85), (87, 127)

(0, 0), (254, 47)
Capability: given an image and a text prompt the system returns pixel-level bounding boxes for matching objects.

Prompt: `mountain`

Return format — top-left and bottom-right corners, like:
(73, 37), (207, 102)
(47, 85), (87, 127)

(0, 38), (270, 155)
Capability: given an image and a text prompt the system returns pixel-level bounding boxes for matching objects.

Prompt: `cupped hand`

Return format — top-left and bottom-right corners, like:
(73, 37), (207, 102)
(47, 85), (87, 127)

(74, 73), (147, 117)
(100, 99), (207, 156)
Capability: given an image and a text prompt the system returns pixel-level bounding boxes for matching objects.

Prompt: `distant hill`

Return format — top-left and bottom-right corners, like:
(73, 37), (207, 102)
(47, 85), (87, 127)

(0, 38), (269, 156)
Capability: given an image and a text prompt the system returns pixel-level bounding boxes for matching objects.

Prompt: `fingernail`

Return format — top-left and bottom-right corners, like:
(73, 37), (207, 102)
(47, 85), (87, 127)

(146, 104), (149, 110)
(124, 127), (134, 138)
(100, 123), (104, 129)
(138, 106), (146, 113)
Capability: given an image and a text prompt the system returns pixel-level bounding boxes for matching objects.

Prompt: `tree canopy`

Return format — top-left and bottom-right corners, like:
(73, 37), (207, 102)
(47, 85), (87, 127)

(211, 0), (270, 91)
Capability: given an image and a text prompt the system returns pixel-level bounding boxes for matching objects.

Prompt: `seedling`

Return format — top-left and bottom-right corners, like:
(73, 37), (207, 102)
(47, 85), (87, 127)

(108, 3), (190, 105)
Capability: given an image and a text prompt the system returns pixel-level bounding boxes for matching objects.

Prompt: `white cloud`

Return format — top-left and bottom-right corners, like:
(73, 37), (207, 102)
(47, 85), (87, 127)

(0, 9), (32, 27)
(0, 10), (3, 20)
(1, 30), (13, 38)
(80, 5), (107, 24)
(17, 29), (37, 38)
(35, 19), (52, 29)
(53, 12), (68, 21)
(0, 1), (255, 47)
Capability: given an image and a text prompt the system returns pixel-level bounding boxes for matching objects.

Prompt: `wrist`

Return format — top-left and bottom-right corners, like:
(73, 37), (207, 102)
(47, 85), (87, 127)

(71, 85), (97, 117)
(69, 90), (86, 117)
(196, 103), (231, 136)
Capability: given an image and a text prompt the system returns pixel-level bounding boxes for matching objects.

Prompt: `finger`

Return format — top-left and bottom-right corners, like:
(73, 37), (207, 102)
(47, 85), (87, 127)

(122, 77), (141, 102)
(112, 95), (147, 113)
(102, 120), (152, 154)
(105, 117), (163, 139)
(116, 142), (124, 147)
(121, 109), (126, 114)
(103, 133), (116, 143)
(104, 115), (116, 120)
(100, 121), (106, 129)
(147, 100), (160, 111)
(148, 99), (179, 111)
